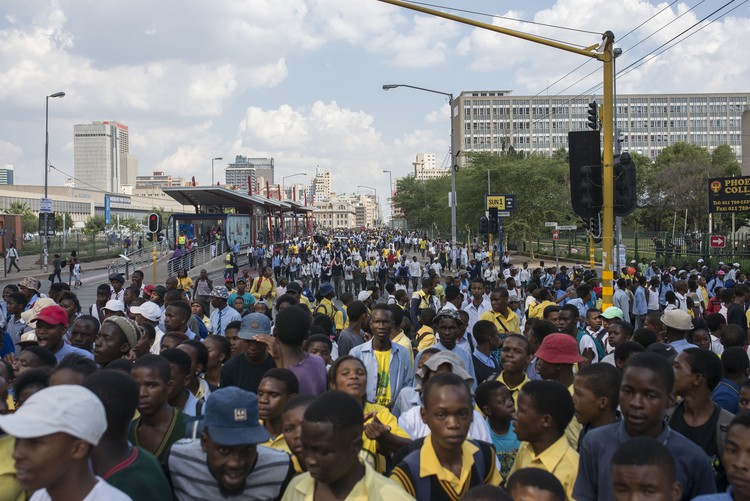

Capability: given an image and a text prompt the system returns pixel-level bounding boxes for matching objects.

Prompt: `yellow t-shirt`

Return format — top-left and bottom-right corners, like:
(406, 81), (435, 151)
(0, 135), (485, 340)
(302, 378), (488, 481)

(529, 300), (557, 319)
(283, 461), (412, 501)
(178, 276), (194, 292)
(362, 402), (410, 473)
(480, 309), (520, 335)
(374, 349), (392, 407)
(509, 435), (579, 501)
(391, 331), (414, 367)
(416, 326), (435, 352)
(0, 435), (23, 501)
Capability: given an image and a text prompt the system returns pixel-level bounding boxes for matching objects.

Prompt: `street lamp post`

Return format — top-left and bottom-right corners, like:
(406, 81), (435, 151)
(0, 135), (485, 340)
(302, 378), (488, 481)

(282, 172), (308, 201)
(44, 91), (65, 272)
(358, 185), (378, 227)
(382, 169), (394, 229)
(383, 84), (456, 247)
(211, 157), (223, 186)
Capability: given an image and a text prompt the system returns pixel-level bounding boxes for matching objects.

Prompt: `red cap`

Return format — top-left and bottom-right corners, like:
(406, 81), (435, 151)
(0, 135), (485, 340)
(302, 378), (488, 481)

(535, 333), (583, 364)
(144, 284), (156, 296)
(34, 305), (69, 327)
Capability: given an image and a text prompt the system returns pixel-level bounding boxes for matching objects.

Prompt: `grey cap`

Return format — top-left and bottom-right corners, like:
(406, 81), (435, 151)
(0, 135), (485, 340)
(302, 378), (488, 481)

(238, 313), (272, 340)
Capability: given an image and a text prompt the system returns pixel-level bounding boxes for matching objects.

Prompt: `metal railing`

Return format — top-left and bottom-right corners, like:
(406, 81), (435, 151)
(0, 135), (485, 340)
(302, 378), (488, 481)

(167, 240), (228, 278)
(107, 242), (168, 277)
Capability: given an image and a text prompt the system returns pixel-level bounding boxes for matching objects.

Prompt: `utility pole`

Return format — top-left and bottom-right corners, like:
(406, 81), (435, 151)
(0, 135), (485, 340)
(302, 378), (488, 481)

(377, 0), (616, 308)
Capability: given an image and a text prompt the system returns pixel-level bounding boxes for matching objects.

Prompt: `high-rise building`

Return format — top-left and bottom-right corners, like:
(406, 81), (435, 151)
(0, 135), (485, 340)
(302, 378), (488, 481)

(73, 121), (136, 193)
(413, 153), (449, 181)
(311, 168), (331, 202)
(225, 156), (257, 191)
(135, 171), (186, 189)
(0, 164), (13, 185)
(452, 90), (750, 166)
(250, 157), (274, 186)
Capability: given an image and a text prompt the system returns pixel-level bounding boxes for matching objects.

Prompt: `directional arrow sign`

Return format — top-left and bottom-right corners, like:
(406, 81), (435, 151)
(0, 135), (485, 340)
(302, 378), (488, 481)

(710, 235), (726, 248)
(557, 225), (577, 231)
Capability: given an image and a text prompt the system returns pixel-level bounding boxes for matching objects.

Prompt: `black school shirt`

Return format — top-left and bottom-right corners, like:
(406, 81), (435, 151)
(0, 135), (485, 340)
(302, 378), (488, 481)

(220, 354), (276, 393)
(668, 402), (726, 491)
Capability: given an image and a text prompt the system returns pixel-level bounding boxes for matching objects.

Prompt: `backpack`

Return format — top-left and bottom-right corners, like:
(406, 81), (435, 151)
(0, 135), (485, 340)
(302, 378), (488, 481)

(577, 330), (607, 361)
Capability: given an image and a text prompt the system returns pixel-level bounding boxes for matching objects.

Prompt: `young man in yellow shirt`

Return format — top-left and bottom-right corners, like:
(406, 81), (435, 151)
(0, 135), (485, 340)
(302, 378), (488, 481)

(509, 380), (579, 500)
(479, 287), (520, 335)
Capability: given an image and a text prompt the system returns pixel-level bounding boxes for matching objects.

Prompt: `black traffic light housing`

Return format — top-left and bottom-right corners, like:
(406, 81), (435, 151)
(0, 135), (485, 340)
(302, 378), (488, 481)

(147, 212), (161, 233)
(568, 130), (603, 219)
(613, 152), (637, 217)
(479, 216), (489, 235)
(146, 232), (154, 242)
(587, 100), (599, 130)
(488, 208), (498, 234)
(581, 215), (602, 244)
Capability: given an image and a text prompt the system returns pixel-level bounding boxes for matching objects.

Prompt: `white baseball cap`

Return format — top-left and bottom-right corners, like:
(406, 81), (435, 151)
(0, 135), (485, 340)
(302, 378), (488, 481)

(358, 290), (373, 301)
(0, 385), (106, 445)
(102, 299), (125, 313)
(130, 301), (161, 322)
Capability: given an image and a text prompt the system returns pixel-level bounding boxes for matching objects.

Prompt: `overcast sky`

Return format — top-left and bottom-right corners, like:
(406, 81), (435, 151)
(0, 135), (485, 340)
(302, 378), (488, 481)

(2, 0), (748, 218)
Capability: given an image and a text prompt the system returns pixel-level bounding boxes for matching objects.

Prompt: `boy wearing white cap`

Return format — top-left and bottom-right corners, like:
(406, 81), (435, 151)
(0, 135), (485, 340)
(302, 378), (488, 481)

(0, 385), (130, 500)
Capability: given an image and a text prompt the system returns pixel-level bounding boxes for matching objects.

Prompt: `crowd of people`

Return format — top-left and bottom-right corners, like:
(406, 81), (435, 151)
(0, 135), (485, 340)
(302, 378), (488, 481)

(0, 230), (748, 500)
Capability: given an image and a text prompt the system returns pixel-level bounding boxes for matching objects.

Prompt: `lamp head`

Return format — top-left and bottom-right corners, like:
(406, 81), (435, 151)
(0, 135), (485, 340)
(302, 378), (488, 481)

(49, 92), (66, 98)
(382, 85), (398, 90)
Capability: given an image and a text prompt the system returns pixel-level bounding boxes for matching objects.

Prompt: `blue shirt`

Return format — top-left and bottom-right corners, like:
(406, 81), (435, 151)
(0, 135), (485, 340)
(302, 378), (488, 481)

(209, 305), (242, 336)
(574, 421), (717, 501)
(669, 338), (698, 354)
(54, 342), (94, 363)
(693, 486), (734, 500)
(712, 377), (740, 414)
(488, 419), (520, 479)
(633, 286), (648, 315)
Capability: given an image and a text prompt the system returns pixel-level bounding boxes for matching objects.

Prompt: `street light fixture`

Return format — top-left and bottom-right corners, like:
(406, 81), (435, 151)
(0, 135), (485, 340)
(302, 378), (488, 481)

(282, 172), (308, 201)
(211, 157), (223, 186)
(43, 91), (65, 273)
(382, 169), (394, 229)
(383, 83), (456, 246)
(358, 185), (379, 227)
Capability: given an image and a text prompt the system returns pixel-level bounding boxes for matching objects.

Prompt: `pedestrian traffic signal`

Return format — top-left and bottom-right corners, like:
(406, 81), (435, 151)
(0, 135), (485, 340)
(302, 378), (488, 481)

(587, 100), (599, 130)
(568, 130), (602, 219)
(613, 152), (637, 216)
(147, 212), (161, 233)
(479, 216), (489, 234)
(146, 232), (154, 242)
(157, 230), (165, 243)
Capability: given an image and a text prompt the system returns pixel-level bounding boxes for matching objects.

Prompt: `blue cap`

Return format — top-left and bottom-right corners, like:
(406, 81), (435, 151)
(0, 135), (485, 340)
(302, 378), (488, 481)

(238, 313), (272, 340)
(319, 283), (335, 296)
(203, 387), (269, 446)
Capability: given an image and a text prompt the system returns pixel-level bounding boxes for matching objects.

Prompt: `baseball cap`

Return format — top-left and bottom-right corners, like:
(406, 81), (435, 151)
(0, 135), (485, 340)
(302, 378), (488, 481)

(18, 277), (41, 292)
(0, 385), (106, 445)
(144, 284), (156, 296)
(319, 283), (335, 296)
(108, 273), (125, 283)
(433, 308), (463, 326)
(601, 306), (624, 320)
(236, 276), (247, 284)
(209, 286), (229, 299)
(733, 262), (741, 268)
(130, 302), (161, 322)
(285, 282), (302, 293)
(238, 313), (272, 340)
(102, 299), (125, 313)
(717, 270), (726, 276)
(33, 305), (69, 327)
(357, 290), (373, 301)
(697, 258), (705, 264)
(202, 387), (269, 446)
(20, 298), (57, 326)
(661, 309), (693, 331)
(534, 333), (584, 364)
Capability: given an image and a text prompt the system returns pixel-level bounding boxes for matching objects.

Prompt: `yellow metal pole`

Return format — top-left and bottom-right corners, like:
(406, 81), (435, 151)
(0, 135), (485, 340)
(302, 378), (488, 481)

(152, 238), (157, 284)
(589, 231), (595, 271)
(600, 32), (615, 309)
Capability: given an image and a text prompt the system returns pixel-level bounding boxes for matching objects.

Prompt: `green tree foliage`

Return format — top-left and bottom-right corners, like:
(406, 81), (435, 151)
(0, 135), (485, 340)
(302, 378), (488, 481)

(54, 212), (74, 232)
(5, 201), (38, 233)
(634, 142), (740, 231)
(83, 215), (106, 236)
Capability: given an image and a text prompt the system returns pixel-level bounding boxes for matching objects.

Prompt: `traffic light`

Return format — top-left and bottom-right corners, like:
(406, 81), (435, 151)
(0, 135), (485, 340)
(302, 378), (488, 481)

(489, 216), (498, 234)
(613, 152), (637, 216)
(479, 216), (489, 235)
(146, 232), (154, 242)
(568, 130), (603, 219)
(586, 100), (599, 130)
(147, 212), (161, 233)
(581, 216), (602, 244)
(157, 230), (165, 243)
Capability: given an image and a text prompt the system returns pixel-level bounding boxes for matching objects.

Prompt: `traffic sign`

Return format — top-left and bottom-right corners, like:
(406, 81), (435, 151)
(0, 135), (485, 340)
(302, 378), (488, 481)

(485, 194), (516, 211)
(710, 235), (726, 248)
(497, 211), (510, 217)
(40, 198), (52, 213)
(557, 225), (577, 231)
(545, 222), (558, 227)
(552, 230), (559, 240)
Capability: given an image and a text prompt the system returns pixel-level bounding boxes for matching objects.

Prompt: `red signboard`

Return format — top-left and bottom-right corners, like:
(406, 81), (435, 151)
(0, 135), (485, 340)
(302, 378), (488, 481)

(552, 230), (559, 241)
(710, 235), (726, 248)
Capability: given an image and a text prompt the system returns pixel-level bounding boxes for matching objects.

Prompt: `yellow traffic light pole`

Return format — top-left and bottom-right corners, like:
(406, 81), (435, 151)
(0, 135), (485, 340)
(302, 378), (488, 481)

(376, 0), (615, 307)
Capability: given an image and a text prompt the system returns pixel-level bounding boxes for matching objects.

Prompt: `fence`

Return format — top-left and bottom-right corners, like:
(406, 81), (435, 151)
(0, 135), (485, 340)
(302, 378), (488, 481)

(514, 230), (750, 270)
(166, 240), (228, 278)
(107, 242), (170, 277)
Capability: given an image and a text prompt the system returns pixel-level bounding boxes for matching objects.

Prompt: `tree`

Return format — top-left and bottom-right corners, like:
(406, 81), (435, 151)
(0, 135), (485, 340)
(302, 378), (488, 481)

(83, 215), (106, 236)
(5, 201), (38, 234)
(54, 212), (74, 232)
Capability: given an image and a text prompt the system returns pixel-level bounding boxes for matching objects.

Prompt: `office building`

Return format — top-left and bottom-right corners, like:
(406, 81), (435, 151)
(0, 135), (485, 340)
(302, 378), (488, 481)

(0, 164), (13, 185)
(311, 168), (331, 202)
(452, 90), (750, 166)
(251, 157), (274, 186)
(314, 192), (380, 229)
(135, 171), (186, 190)
(413, 153), (449, 181)
(73, 121), (136, 192)
(225, 156), (257, 191)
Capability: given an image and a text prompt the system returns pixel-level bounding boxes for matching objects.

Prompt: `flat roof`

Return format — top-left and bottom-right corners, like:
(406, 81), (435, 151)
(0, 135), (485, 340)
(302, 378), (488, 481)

(161, 186), (312, 212)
